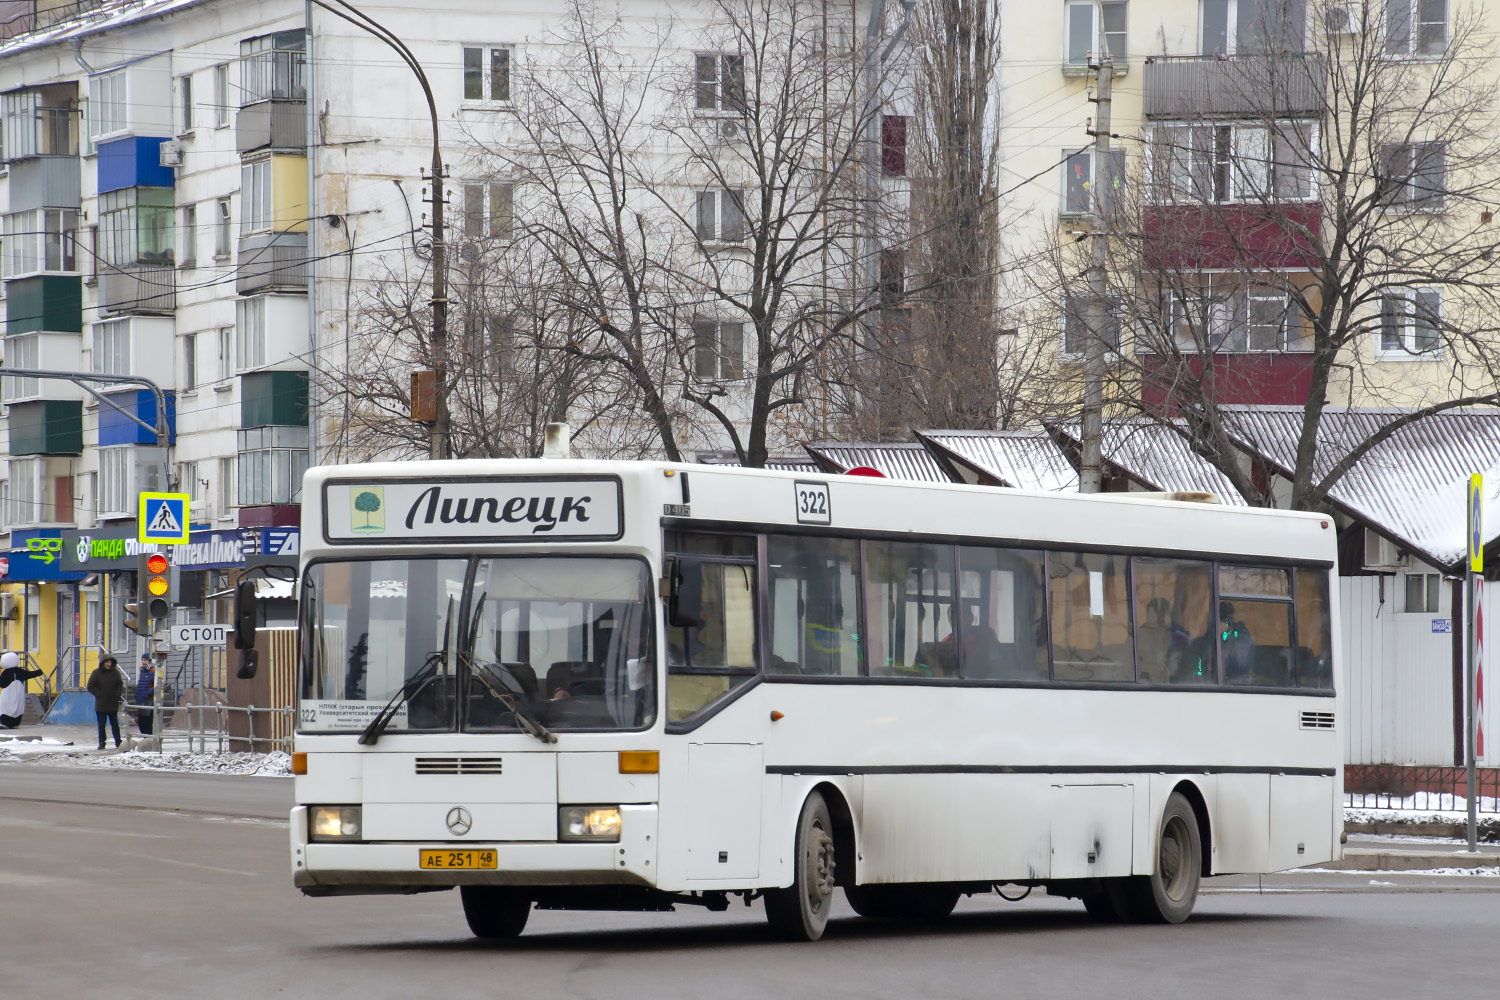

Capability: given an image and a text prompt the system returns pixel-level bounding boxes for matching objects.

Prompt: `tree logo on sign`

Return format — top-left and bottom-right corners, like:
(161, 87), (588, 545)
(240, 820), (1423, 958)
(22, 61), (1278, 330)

(350, 486), (386, 533)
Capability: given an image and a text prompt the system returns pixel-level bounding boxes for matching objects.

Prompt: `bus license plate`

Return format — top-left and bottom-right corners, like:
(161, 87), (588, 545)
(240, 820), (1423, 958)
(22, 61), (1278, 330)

(419, 849), (497, 870)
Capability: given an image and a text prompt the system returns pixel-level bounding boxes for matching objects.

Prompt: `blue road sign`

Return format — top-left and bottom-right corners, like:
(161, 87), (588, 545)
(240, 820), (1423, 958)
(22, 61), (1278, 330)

(138, 492), (190, 545)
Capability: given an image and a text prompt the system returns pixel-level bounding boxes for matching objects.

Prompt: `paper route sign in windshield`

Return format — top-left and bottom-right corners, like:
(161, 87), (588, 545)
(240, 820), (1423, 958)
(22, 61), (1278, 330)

(323, 478), (623, 543)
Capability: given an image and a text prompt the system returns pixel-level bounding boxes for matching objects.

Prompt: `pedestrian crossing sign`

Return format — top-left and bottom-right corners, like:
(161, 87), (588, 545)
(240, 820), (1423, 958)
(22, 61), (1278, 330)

(138, 492), (190, 545)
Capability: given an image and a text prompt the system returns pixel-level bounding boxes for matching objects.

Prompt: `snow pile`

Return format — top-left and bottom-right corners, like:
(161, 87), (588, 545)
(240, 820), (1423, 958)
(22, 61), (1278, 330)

(74, 749), (292, 776)
(0, 737), (76, 758)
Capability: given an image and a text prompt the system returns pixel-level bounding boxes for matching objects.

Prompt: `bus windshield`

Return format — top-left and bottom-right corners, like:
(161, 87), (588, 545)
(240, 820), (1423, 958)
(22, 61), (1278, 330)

(300, 556), (655, 733)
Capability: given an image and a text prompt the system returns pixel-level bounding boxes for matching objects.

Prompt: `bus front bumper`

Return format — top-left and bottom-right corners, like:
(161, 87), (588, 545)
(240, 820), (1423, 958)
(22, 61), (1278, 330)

(290, 804), (659, 892)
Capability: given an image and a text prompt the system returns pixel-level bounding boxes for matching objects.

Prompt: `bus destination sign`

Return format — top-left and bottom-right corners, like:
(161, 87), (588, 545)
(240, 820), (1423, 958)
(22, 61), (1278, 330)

(323, 478), (623, 543)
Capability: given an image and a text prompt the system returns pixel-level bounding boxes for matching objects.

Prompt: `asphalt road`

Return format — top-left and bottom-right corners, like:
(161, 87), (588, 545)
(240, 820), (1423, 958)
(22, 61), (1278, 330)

(4, 767), (1500, 1000)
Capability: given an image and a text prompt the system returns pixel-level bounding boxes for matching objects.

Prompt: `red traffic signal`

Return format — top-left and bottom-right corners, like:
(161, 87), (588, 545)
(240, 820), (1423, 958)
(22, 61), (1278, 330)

(146, 553), (169, 574)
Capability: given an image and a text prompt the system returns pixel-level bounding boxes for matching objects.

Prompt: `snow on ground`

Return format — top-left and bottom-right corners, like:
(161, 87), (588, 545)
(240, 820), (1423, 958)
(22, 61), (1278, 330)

(0, 739), (291, 776)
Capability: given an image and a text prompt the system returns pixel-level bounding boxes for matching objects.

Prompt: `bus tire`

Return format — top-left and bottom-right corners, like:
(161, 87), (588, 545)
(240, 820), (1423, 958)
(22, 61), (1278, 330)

(765, 791), (836, 941)
(1126, 792), (1201, 924)
(460, 886), (531, 939)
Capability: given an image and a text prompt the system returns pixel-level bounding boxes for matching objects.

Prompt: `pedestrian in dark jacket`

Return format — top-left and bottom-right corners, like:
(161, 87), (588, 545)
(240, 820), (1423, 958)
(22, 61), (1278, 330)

(136, 654), (155, 736)
(1, 651), (44, 729)
(87, 656), (126, 749)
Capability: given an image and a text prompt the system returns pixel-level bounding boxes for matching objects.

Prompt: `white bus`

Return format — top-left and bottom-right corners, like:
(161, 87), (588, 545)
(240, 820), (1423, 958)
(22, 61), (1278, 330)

(279, 459), (1341, 941)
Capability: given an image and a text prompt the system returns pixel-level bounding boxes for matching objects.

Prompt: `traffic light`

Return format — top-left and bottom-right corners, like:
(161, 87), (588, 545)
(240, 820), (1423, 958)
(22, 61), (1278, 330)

(139, 551), (173, 621)
(123, 602), (147, 637)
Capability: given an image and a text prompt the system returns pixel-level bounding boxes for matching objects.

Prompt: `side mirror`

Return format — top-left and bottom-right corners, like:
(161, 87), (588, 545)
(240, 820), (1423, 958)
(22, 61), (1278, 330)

(666, 556), (705, 629)
(233, 579), (259, 650)
(237, 647), (260, 680)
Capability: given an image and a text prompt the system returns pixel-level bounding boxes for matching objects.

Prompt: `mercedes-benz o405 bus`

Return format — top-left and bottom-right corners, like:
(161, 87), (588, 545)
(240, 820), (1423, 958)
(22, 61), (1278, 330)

(283, 460), (1341, 940)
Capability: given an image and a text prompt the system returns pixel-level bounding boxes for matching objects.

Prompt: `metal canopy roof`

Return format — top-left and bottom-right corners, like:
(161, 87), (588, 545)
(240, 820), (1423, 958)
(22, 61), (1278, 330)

(915, 429), (1079, 492)
(1044, 418), (1247, 506)
(803, 441), (953, 483)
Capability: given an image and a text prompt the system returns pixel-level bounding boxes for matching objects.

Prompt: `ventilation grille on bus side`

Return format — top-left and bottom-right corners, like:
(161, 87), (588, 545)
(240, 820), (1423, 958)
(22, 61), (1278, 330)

(414, 757), (504, 775)
(1300, 711), (1336, 730)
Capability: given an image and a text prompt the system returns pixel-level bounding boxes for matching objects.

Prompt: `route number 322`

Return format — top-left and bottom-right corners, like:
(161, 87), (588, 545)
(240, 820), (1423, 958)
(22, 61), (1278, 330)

(794, 482), (832, 525)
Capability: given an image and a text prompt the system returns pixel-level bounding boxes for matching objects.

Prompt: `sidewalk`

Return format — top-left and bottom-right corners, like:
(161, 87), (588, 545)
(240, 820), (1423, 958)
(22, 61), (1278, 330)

(1, 721), (203, 756)
(1320, 833), (1500, 872)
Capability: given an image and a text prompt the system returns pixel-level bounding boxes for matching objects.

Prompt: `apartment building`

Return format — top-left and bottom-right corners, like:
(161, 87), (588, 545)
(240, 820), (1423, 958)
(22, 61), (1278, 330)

(997, 0), (1493, 412)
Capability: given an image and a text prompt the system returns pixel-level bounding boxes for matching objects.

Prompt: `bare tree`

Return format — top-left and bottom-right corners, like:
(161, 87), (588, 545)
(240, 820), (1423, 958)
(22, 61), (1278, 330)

(1035, 0), (1500, 507)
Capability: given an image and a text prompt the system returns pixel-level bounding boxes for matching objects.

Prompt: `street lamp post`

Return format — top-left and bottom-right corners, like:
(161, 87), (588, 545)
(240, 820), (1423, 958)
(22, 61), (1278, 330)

(307, 0), (451, 459)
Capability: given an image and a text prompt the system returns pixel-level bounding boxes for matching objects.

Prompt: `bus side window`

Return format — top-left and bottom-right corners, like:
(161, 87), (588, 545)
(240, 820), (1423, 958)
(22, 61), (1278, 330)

(1133, 557), (1216, 686)
(666, 561), (757, 722)
(1049, 551), (1134, 683)
(767, 535), (862, 677)
(1294, 568), (1334, 690)
(865, 540), (955, 678)
(957, 546), (1048, 682)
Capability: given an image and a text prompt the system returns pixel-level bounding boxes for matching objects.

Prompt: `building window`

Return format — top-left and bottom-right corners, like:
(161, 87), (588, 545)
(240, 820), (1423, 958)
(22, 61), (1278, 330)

(1377, 142), (1445, 210)
(879, 248), (905, 306)
(182, 332), (197, 392)
(180, 460), (200, 503)
(91, 69), (127, 139)
(1063, 147), (1126, 215)
(2, 88), (79, 160)
(1386, 0), (1447, 55)
(462, 182), (515, 242)
(692, 319), (745, 379)
(9, 458), (38, 525)
(180, 204), (197, 266)
(1062, 295), (1124, 355)
(1404, 572), (1441, 613)
(93, 319), (132, 376)
(1065, 0), (1128, 64)
(2, 335), (40, 401)
(463, 46), (513, 102)
(1201, 0), (1305, 55)
(241, 159), (274, 234)
(99, 446), (131, 515)
(218, 456), (235, 516)
(241, 31), (306, 106)
(237, 425), (310, 506)
(881, 114), (908, 176)
(695, 53), (745, 112)
(1246, 289), (1312, 352)
(178, 73), (193, 133)
(214, 64), (230, 127)
(216, 199), (232, 257)
(696, 189), (745, 242)
(236, 297), (266, 371)
(99, 188), (174, 266)
(1, 209), (77, 276)
(218, 327), (234, 380)
(1165, 277), (1247, 351)
(1379, 288), (1442, 356)
(1150, 122), (1315, 204)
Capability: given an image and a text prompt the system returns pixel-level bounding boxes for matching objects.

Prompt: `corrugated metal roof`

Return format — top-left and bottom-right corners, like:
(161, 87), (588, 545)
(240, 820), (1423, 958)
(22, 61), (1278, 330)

(915, 430), (1079, 492)
(804, 442), (953, 483)
(1224, 406), (1500, 569)
(1045, 419), (1248, 506)
(695, 452), (820, 474)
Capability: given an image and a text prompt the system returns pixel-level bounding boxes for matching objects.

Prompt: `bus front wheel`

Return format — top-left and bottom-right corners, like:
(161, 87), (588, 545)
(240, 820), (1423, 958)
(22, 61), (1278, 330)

(1125, 792), (1202, 924)
(765, 791), (836, 941)
(460, 885), (531, 939)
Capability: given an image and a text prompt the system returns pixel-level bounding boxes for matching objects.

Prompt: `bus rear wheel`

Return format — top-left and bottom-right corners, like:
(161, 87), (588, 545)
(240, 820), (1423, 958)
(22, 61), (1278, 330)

(765, 791), (836, 941)
(1124, 792), (1202, 924)
(845, 884), (961, 923)
(460, 886), (531, 939)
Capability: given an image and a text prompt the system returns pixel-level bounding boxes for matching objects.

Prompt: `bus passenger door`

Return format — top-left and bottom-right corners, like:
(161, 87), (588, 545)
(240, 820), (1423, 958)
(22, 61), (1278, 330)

(684, 742), (763, 879)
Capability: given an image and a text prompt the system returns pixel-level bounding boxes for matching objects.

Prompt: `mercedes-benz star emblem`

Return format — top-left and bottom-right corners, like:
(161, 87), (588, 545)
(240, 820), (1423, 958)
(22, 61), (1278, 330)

(445, 807), (473, 836)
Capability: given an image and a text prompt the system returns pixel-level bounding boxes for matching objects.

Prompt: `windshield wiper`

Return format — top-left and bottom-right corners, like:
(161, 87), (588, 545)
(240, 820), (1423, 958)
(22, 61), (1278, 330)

(358, 596), (455, 746)
(463, 591), (556, 744)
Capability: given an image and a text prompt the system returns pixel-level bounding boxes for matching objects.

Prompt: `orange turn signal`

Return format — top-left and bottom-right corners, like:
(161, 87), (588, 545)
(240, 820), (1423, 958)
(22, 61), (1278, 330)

(291, 752), (307, 775)
(618, 750), (659, 774)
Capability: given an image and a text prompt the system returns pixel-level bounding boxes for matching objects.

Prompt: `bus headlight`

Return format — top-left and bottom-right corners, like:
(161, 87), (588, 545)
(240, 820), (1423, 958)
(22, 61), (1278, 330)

(309, 805), (362, 841)
(559, 806), (621, 842)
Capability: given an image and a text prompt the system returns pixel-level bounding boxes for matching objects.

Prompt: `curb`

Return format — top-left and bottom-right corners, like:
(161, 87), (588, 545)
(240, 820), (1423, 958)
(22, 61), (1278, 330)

(1315, 851), (1500, 871)
(1345, 820), (1500, 842)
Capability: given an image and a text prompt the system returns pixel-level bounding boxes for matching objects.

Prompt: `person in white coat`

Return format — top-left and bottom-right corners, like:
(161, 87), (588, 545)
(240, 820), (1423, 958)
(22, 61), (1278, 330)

(0, 651), (44, 729)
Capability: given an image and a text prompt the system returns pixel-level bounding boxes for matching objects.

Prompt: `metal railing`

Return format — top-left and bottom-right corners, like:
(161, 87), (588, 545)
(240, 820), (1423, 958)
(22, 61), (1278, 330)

(150, 701), (295, 754)
(1345, 764), (1500, 816)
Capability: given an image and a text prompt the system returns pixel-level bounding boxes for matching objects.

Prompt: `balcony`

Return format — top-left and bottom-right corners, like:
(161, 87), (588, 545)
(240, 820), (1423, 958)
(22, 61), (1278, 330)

(7, 156), (81, 211)
(237, 232), (308, 293)
(1143, 54), (1325, 119)
(97, 136), (175, 194)
(237, 100), (307, 154)
(100, 264), (175, 315)
(99, 388), (176, 446)
(7, 400), (83, 455)
(241, 370), (308, 427)
(5, 274), (81, 334)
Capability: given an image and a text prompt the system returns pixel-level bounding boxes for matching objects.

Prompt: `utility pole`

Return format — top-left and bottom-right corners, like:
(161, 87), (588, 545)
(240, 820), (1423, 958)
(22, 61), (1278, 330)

(308, 0), (450, 459)
(1078, 40), (1113, 494)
